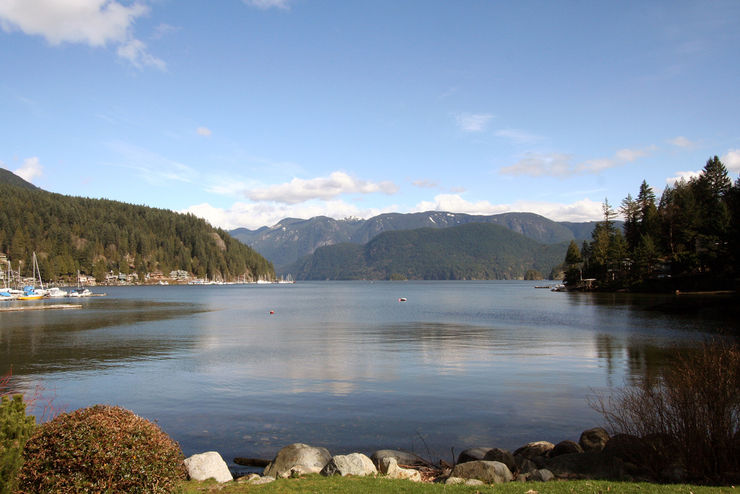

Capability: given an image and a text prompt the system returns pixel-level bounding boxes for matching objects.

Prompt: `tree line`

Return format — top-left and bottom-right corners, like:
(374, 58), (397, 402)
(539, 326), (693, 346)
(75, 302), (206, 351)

(563, 156), (740, 291)
(0, 182), (274, 283)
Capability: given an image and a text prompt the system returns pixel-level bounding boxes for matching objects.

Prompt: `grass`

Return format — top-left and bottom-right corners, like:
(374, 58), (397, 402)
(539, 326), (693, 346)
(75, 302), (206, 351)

(181, 475), (737, 493)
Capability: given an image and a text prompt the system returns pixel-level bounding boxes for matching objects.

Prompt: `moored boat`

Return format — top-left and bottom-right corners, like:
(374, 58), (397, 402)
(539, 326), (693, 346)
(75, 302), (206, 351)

(69, 288), (92, 298)
(47, 287), (69, 298)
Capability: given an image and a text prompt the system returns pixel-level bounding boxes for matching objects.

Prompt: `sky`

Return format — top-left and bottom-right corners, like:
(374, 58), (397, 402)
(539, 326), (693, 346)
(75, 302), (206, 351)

(1, 0), (739, 231)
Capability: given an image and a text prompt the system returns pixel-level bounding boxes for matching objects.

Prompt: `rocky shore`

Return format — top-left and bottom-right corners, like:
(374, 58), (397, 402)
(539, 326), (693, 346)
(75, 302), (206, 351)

(183, 427), (691, 486)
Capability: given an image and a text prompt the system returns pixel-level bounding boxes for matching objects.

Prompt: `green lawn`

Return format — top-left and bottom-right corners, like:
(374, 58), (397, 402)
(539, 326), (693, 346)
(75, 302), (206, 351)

(181, 476), (735, 493)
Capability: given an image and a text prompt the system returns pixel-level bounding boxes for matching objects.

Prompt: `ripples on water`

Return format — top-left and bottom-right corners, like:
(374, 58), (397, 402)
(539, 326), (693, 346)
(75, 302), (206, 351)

(0, 281), (734, 468)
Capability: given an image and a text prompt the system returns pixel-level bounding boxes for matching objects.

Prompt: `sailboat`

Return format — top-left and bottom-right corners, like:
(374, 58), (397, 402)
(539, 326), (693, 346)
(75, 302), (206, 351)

(69, 270), (92, 297)
(17, 253), (47, 300)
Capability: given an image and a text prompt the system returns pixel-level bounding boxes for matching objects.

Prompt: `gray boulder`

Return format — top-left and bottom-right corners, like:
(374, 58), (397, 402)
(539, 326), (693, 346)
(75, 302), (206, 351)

(379, 457), (422, 482)
(530, 468), (555, 482)
(551, 440), (584, 457)
(263, 443), (332, 478)
(370, 449), (425, 469)
(579, 427), (610, 452)
(456, 447), (492, 464)
(450, 460), (513, 484)
(482, 448), (516, 472)
(321, 453), (377, 477)
(184, 451), (233, 483)
(513, 441), (555, 459)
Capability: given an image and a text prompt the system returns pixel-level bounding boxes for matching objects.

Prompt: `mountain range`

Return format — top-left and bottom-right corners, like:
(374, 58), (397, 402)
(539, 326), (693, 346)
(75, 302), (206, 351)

(230, 211), (609, 272)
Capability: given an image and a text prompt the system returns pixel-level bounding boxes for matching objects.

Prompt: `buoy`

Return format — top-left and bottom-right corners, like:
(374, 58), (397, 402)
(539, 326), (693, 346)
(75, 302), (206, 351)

(398, 298), (407, 302)
(269, 310), (275, 314)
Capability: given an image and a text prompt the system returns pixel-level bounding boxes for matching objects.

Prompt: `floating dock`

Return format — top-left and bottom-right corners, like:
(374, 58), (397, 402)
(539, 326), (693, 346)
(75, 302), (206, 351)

(0, 304), (83, 312)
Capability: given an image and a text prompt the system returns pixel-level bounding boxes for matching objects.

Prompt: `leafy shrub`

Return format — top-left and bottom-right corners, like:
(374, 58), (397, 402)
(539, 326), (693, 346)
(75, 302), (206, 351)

(0, 395), (36, 494)
(591, 338), (739, 482)
(17, 405), (186, 493)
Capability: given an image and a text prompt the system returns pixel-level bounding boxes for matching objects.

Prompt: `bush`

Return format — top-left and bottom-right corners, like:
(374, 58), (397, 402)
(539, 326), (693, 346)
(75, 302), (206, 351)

(0, 395), (36, 494)
(591, 338), (739, 482)
(17, 405), (186, 493)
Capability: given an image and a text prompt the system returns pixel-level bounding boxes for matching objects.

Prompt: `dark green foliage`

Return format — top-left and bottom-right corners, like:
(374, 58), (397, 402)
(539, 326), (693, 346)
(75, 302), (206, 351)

(0, 178), (273, 282)
(0, 395), (36, 494)
(569, 156), (740, 290)
(290, 223), (567, 280)
(17, 405), (186, 494)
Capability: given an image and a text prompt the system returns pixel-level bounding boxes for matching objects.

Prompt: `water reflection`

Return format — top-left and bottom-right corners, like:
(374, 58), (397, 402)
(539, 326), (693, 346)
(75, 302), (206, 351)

(1, 299), (205, 374)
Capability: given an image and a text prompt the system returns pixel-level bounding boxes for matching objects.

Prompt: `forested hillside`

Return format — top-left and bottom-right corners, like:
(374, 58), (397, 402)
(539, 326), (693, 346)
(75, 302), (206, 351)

(289, 223), (567, 280)
(0, 170), (273, 282)
(231, 211), (608, 270)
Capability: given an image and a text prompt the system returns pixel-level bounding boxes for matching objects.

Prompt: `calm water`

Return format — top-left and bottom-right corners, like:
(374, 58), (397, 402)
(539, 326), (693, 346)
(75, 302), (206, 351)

(0, 281), (733, 469)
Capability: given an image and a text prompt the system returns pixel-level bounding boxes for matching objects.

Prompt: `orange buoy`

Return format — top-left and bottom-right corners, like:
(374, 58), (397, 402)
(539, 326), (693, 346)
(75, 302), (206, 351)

(269, 310), (275, 314)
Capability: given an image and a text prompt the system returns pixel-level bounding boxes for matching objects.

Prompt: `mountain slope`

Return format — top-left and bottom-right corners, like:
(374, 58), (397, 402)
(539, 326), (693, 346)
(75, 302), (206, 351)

(232, 211), (583, 270)
(0, 169), (273, 282)
(0, 167), (39, 190)
(289, 223), (568, 280)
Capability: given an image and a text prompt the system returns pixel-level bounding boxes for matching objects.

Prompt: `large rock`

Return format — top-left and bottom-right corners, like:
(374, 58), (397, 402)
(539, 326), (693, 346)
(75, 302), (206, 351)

(321, 453), (377, 477)
(184, 451), (233, 483)
(579, 427), (610, 452)
(530, 468), (555, 482)
(379, 457), (422, 482)
(263, 443), (332, 478)
(450, 460), (513, 484)
(370, 449), (425, 469)
(456, 447), (492, 464)
(513, 441), (555, 459)
(545, 451), (626, 480)
(551, 440), (584, 457)
(482, 448), (515, 472)
(514, 454), (538, 474)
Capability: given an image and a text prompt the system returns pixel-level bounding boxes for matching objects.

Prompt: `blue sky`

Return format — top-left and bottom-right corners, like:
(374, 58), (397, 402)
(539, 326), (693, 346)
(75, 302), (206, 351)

(1, 0), (739, 230)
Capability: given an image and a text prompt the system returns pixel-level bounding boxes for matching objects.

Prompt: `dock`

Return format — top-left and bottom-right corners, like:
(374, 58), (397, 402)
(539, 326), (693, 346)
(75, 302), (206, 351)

(0, 304), (83, 312)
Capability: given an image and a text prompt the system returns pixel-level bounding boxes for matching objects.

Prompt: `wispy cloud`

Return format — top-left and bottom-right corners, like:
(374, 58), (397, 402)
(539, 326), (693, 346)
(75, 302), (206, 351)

(14, 157), (43, 183)
(246, 171), (399, 204)
(108, 142), (198, 185)
(668, 136), (696, 148)
(412, 179), (438, 189)
(500, 146), (654, 178)
(494, 128), (542, 144)
(243, 0), (291, 10)
(455, 113), (493, 132)
(196, 126), (212, 137)
(0, 0), (164, 70)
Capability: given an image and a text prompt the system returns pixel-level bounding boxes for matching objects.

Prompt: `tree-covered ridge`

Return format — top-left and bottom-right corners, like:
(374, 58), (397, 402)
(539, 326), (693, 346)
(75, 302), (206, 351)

(564, 156), (740, 291)
(290, 222), (567, 280)
(0, 179), (273, 283)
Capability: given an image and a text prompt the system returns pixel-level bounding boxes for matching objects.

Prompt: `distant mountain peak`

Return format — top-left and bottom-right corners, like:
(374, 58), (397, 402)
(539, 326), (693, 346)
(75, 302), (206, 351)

(0, 168), (39, 190)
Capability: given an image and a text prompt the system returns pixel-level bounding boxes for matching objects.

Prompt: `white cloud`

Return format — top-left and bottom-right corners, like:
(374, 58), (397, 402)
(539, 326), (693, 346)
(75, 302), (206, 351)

(494, 128), (541, 144)
(455, 113), (493, 132)
(668, 136), (695, 148)
(500, 147), (654, 178)
(665, 170), (701, 185)
(243, 0), (291, 10)
(0, 0), (164, 70)
(413, 194), (604, 222)
(499, 152), (575, 177)
(412, 179), (438, 189)
(183, 200), (394, 230)
(14, 157), (43, 182)
(246, 171), (399, 204)
(117, 38), (165, 70)
(196, 126), (212, 137)
(721, 149), (740, 174)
